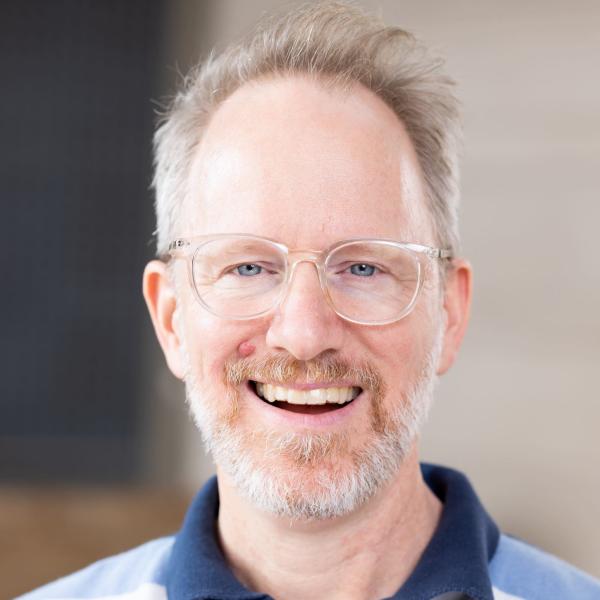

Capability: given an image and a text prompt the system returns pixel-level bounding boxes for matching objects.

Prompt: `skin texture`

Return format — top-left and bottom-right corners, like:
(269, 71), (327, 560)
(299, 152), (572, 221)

(143, 76), (472, 600)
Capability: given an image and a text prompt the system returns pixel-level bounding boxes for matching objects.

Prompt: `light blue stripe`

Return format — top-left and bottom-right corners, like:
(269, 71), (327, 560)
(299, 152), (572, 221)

(15, 537), (174, 600)
(489, 534), (600, 600)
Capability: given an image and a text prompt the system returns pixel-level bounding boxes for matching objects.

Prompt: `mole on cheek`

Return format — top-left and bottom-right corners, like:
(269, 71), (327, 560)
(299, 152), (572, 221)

(238, 341), (256, 357)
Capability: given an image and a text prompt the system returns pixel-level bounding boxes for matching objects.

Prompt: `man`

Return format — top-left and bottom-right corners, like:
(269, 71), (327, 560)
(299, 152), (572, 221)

(20, 3), (600, 599)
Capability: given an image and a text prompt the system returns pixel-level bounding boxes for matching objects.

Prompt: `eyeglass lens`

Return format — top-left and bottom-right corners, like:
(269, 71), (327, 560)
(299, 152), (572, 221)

(191, 237), (421, 323)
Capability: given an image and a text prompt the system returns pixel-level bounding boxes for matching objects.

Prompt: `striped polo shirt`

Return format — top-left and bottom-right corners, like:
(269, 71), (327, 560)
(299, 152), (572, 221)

(17, 464), (600, 600)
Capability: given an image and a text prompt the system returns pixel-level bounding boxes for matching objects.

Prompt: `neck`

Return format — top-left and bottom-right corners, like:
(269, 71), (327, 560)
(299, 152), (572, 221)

(216, 447), (442, 600)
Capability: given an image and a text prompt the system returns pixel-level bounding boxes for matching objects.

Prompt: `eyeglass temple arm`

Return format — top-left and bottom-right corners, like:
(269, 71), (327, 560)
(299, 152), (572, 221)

(163, 238), (192, 260)
(436, 249), (453, 259)
(407, 244), (453, 259)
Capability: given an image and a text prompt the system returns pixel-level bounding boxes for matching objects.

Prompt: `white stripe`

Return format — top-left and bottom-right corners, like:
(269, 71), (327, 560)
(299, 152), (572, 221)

(51, 582), (168, 600)
(493, 586), (525, 600)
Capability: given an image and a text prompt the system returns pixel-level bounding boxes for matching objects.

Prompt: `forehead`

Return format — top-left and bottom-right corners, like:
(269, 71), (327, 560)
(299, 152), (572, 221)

(184, 76), (432, 247)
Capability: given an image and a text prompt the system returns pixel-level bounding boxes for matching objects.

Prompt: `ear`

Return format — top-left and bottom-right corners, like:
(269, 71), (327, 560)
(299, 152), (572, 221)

(143, 260), (186, 380)
(436, 259), (472, 375)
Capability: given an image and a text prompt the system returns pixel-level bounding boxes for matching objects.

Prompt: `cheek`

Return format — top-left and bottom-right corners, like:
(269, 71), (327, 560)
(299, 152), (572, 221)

(383, 338), (424, 380)
(181, 307), (261, 381)
(365, 316), (435, 387)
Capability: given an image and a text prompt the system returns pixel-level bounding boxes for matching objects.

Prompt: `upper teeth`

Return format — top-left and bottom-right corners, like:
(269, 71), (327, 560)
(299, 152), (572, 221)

(256, 383), (360, 405)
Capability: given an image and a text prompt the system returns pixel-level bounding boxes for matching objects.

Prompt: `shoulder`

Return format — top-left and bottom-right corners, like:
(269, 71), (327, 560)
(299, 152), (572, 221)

(490, 533), (600, 600)
(16, 536), (174, 600)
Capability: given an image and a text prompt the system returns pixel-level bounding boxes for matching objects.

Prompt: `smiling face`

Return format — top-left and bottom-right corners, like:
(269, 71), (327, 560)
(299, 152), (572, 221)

(145, 76), (469, 519)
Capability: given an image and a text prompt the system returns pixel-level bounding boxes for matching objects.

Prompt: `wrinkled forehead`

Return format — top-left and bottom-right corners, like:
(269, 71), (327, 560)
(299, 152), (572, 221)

(182, 76), (434, 248)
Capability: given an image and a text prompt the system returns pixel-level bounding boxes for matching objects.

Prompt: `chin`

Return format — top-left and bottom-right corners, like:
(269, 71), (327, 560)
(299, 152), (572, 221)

(182, 331), (441, 520)
(188, 386), (429, 520)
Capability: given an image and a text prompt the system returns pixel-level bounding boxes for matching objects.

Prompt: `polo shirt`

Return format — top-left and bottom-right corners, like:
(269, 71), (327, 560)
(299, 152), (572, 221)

(17, 464), (600, 600)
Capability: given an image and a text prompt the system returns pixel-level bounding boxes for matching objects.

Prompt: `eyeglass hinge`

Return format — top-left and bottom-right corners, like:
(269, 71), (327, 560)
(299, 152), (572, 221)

(169, 239), (190, 251)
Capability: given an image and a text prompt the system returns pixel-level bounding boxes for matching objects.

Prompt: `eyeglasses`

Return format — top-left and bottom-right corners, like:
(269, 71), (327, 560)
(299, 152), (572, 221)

(166, 234), (452, 326)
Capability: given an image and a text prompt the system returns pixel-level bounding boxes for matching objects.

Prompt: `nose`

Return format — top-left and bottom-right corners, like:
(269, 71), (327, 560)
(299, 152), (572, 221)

(265, 262), (345, 361)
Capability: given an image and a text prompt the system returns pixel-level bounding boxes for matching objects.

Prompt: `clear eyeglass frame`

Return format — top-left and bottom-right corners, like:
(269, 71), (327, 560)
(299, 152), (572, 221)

(165, 234), (453, 326)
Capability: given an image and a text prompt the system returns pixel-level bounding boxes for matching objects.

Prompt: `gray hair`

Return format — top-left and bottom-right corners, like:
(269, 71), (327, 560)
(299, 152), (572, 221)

(152, 1), (462, 257)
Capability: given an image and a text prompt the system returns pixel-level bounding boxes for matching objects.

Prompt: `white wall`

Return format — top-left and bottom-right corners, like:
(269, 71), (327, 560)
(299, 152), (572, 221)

(150, 0), (600, 578)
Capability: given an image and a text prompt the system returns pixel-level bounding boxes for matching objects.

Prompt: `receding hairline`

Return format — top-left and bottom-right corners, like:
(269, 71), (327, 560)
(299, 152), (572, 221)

(182, 74), (434, 244)
(152, 1), (461, 259)
(192, 72), (426, 170)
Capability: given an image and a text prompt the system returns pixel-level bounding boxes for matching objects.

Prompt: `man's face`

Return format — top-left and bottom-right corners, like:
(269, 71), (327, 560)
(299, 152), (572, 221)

(169, 77), (448, 518)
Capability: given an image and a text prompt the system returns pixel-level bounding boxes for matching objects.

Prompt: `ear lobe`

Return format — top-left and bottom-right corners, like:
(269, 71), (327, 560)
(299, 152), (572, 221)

(143, 260), (186, 380)
(436, 259), (472, 375)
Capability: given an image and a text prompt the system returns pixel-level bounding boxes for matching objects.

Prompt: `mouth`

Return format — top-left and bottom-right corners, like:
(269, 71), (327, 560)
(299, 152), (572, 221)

(250, 380), (362, 415)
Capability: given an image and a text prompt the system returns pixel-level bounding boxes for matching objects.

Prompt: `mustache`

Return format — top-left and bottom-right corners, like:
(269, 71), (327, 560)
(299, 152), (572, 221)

(223, 352), (385, 395)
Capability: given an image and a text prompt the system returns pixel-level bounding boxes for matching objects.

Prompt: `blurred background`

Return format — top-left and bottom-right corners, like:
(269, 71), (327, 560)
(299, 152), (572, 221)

(1, 0), (599, 596)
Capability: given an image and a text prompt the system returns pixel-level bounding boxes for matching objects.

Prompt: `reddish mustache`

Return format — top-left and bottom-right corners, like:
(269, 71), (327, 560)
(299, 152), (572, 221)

(223, 352), (385, 396)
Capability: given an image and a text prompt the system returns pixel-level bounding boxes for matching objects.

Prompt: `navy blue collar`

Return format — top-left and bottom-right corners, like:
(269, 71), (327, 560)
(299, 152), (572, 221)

(166, 464), (499, 600)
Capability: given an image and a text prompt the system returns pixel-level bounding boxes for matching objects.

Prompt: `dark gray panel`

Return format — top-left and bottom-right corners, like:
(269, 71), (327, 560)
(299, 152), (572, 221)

(1, 0), (166, 481)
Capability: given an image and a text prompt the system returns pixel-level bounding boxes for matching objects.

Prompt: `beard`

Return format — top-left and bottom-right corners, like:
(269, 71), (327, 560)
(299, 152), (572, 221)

(182, 329), (442, 521)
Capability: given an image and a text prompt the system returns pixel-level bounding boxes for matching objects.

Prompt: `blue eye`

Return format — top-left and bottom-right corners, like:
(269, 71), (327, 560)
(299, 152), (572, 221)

(350, 263), (376, 276)
(236, 264), (262, 276)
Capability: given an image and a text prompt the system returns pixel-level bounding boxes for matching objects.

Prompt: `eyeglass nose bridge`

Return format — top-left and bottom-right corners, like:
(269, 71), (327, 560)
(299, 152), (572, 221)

(277, 248), (335, 312)
(286, 249), (327, 270)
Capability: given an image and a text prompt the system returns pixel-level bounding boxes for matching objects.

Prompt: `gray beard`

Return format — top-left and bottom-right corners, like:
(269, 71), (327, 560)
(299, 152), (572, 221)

(183, 333), (442, 521)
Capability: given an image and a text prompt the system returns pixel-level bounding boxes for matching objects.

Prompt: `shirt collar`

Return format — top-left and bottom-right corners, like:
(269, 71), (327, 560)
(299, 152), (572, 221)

(166, 464), (499, 600)
(391, 464), (499, 600)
